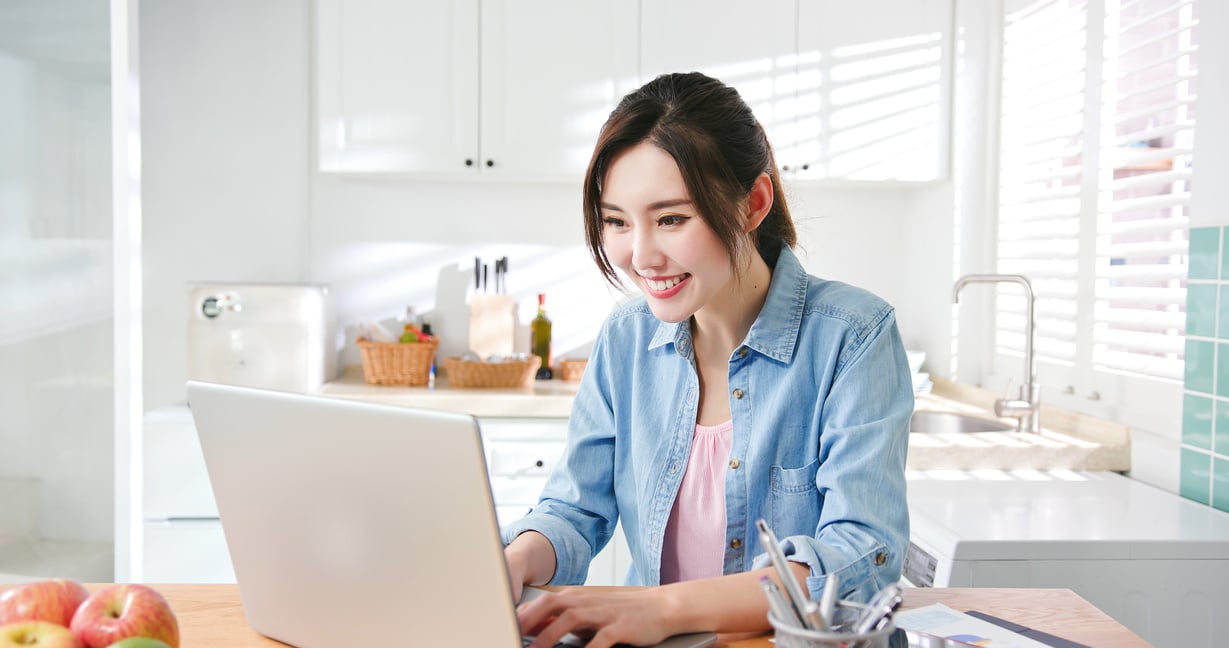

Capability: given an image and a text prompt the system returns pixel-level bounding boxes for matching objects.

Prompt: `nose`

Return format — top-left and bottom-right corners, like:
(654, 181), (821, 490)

(630, 226), (664, 273)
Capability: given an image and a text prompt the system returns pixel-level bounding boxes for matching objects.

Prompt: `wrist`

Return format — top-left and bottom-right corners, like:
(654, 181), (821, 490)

(506, 530), (557, 585)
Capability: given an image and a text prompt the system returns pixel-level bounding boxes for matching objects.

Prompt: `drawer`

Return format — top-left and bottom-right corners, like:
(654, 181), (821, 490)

(479, 417), (568, 444)
(486, 440), (566, 478)
(143, 406), (218, 518)
(143, 519), (235, 583)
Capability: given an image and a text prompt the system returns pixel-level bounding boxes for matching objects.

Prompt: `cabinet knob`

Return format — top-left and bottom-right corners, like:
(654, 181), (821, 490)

(486, 159), (495, 168)
(465, 158), (474, 167)
(782, 165), (791, 172)
(535, 460), (544, 468)
(801, 164), (810, 171)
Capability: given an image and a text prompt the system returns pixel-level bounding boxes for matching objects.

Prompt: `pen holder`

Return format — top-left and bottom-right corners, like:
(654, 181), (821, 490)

(768, 600), (897, 648)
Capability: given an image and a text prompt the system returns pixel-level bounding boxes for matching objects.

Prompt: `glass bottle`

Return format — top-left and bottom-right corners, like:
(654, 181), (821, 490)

(531, 293), (553, 379)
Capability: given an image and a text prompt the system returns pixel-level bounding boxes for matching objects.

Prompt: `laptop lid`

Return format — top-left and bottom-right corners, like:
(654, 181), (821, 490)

(188, 381), (522, 647)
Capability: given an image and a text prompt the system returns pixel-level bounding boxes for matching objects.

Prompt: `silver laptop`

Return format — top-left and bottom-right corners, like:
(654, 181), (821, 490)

(187, 381), (716, 648)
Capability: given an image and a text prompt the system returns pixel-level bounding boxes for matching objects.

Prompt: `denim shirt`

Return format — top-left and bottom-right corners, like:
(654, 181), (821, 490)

(500, 246), (912, 603)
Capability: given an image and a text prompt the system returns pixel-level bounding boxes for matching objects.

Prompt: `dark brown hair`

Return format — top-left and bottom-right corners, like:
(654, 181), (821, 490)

(582, 72), (797, 285)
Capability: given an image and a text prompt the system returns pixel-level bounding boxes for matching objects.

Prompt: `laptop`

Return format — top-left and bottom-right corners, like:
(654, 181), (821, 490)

(187, 381), (716, 648)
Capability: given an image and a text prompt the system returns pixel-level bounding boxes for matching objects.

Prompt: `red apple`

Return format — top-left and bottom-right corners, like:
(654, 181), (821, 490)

(0, 620), (84, 648)
(0, 579), (89, 627)
(69, 585), (178, 648)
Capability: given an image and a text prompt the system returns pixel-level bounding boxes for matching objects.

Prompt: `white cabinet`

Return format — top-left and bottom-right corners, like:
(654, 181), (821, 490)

(638, 0), (953, 182)
(315, 0), (637, 177)
(639, 0), (800, 173)
(793, 0), (953, 181)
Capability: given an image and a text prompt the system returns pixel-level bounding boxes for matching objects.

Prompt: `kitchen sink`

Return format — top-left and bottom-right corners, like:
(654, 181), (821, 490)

(910, 410), (1014, 434)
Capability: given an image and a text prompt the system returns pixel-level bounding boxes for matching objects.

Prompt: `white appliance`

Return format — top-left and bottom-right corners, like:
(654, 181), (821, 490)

(186, 283), (335, 393)
(143, 283), (336, 582)
(904, 470), (1229, 648)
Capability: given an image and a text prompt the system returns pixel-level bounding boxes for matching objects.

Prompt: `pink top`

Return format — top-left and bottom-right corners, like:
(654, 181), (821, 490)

(659, 419), (734, 584)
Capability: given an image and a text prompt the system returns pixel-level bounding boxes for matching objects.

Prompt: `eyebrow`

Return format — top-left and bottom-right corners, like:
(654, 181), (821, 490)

(599, 198), (693, 212)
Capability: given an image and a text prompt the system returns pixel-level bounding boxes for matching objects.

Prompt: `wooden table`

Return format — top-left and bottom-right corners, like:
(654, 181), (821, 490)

(3, 584), (1149, 647)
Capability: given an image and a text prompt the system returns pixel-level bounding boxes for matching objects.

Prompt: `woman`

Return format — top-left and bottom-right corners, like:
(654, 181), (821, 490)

(503, 72), (912, 647)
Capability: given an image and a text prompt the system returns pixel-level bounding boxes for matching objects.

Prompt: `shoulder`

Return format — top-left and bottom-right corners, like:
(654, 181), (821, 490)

(803, 277), (896, 341)
(593, 295), (659, 346)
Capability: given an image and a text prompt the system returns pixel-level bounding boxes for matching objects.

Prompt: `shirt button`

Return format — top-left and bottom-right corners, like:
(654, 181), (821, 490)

(729, 458), (741, 469)
(875, 552), (887, 566)
(669, 461), (680, 474)
(738, 347), (749, 358)
(732, 388), (744, 399)
(730, 538), (742, 549)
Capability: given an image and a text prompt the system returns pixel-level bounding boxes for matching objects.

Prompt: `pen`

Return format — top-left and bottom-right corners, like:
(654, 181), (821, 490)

(853, 583), (902, 634)
(755, 519), (826, 631)
(819, 571), (839, 629)
(758, 576), (803, 629)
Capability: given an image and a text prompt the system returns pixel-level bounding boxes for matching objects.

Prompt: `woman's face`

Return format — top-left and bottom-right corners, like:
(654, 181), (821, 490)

(599, 142), (734, 324)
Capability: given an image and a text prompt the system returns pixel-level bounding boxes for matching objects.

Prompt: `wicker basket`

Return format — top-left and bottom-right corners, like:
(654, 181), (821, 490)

(444, 356), (541, 388)
(357, 337), (439, 386)
(559, 358), (588, 382)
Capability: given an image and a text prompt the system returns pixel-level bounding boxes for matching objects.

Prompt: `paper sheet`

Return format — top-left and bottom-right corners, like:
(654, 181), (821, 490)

(894, 603), (1054, 648)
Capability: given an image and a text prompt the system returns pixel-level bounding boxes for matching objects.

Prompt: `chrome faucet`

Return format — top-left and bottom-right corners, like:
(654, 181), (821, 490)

(952, 274), (1041, 433)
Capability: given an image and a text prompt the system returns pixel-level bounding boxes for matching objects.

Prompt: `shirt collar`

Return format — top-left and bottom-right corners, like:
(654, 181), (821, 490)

(645, 246), (807, 363)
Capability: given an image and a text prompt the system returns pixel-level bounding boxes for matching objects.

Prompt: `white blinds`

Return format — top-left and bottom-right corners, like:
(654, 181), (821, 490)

(996, 0), (1197, 383)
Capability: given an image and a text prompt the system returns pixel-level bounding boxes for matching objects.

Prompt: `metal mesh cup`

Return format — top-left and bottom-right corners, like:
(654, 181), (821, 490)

(768, 600), (897, 648)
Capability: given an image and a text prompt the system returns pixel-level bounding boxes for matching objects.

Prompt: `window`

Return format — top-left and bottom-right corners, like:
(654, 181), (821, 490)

(994, 0), (1197, 427)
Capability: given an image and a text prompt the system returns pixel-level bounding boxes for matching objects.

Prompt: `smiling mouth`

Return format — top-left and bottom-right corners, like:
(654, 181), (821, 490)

(642, 273), (690, 293)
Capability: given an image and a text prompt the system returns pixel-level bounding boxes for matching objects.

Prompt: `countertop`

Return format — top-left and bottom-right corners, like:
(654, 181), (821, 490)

(19, 584), (1146, 647)
(317, 368), (1131, 471)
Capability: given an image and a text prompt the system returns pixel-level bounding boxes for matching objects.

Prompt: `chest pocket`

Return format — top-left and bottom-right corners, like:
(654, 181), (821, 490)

(767, 458), (821, 535)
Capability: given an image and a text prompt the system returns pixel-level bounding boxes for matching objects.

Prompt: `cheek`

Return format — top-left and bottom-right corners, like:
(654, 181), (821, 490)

(603, 236), (633, 271)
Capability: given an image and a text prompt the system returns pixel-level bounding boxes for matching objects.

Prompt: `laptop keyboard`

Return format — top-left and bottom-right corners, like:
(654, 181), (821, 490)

(523, 636), (586, 648)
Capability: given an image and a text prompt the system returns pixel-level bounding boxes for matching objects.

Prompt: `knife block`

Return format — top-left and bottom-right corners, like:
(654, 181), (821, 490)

(467, 294), (515, 359)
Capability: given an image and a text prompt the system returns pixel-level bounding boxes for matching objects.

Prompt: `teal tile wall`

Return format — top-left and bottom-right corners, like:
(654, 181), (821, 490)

(1182, 226), (1229, 512)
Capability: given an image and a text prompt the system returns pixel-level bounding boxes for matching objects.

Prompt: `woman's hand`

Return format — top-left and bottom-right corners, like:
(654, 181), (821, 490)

(518, 587), (684, 648)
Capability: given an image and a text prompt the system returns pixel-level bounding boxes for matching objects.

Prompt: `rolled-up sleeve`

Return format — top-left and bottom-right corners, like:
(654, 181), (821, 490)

(752, 308), (912, 603)
(500, 330), (620, 585)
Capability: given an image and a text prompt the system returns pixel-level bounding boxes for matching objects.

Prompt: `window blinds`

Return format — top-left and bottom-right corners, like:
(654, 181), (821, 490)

(996, 0), (1197, 384)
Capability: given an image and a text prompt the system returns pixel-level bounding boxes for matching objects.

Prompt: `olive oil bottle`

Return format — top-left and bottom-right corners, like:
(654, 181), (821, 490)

(531, 293), (553, 379)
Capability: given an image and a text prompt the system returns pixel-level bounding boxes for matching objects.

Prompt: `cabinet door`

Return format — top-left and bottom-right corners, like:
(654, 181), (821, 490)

(316, 0), (479, 173)
(795, 0), (953, 181)
(479, 0), (639, 178)
(639, 0), (799, 174)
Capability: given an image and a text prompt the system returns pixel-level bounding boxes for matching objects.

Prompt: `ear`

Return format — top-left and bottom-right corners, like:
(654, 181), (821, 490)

(744, 173), (773, 233)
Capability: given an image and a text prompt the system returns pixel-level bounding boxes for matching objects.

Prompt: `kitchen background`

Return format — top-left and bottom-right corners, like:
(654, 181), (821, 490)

(1, 0), (1226, 599)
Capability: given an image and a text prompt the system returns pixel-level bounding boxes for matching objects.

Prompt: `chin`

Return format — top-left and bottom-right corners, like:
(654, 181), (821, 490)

(643, 300), (694, 325)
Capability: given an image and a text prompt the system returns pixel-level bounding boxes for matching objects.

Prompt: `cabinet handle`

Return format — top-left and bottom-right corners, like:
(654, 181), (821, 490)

(486, 159), (495, 168)
(465, 158), (474, 167)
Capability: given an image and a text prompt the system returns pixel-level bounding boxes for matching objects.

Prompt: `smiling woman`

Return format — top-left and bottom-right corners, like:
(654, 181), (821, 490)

(501, 72), (914, 648)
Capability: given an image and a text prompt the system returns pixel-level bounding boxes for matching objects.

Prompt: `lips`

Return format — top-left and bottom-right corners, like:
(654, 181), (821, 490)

(641, 273), (690, 298)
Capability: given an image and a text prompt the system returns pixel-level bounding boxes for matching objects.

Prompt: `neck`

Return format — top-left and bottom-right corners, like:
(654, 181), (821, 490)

(691, 252), (773, 356)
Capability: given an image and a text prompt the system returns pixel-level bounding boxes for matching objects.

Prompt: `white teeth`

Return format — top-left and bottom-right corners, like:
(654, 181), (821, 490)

(646, 276), (684, 291)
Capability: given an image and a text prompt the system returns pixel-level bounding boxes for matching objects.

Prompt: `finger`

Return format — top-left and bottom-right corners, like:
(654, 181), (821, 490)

(530, 606), (600, 648)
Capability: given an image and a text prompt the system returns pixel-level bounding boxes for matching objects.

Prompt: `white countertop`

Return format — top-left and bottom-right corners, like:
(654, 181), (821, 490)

(907, 470), (1229, 560)
(317, 368), (1131, 471)
(316, 366), (579, 418)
